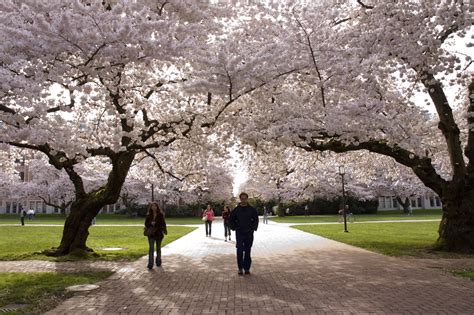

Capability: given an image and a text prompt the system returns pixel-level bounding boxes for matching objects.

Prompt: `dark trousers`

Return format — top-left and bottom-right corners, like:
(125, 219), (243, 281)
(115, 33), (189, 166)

(236, 231), (254, 271)
(224, 222), (231, 238)
(148, 236), (163, 267)
(205, 220), (212, 236)
(20, 217), (25, 226)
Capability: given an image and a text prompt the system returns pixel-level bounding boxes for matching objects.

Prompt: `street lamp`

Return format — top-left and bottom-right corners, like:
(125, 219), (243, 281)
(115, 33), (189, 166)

(338, 165), (348, 233)
(151, 183), (155, 202)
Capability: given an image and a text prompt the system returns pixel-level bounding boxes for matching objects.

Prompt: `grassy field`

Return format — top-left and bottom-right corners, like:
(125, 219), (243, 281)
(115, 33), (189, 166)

(292, 221), (463, 258)
(453, 271), (474, 280)
(0, 271), (112, 314)
(0, 225), (195, 261)
(271, 209), (442, 224)
(0, 214), (202, 225)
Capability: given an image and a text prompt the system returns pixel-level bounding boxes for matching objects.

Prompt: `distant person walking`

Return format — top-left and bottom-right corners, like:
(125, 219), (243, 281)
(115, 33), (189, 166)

(20, 209), (26, 226)
(222, 206), (232, 241)
(27, 209), (34, 220)
(263, 206), (269, 224)
(144, 202), (167, 270)
(229, 192), (258, 276)
(202, 205), (215, 237)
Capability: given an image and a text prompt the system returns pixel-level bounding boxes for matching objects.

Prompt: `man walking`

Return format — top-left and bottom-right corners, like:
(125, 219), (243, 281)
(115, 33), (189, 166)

(229, 192), (258, 276)
(263, 206), (269, 224)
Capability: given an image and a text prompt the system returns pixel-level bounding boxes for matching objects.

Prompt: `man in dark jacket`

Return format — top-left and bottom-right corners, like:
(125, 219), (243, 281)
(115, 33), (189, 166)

(229, 192), (258, 275)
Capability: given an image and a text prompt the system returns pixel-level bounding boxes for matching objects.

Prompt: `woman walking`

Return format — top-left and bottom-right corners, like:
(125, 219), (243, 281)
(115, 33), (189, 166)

(222, 206), (232, 241)
(202, 205), (214, 237)
(144, 202), (167, 270)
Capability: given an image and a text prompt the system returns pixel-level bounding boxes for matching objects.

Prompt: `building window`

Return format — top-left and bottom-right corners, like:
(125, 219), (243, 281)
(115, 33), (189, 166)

(435, 197), (441, 207)
(12, 202), (17, 214)
(6, 202), (11, 214)
(392, 197), (398, 208)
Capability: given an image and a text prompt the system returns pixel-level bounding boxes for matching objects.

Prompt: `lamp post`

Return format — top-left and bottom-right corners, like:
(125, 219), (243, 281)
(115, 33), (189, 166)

(338, 165), (348, 233)
(151, 183), (155, 202)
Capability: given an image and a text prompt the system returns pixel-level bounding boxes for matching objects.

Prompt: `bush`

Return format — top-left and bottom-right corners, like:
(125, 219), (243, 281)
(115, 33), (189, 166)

(279, 197), (378, 215)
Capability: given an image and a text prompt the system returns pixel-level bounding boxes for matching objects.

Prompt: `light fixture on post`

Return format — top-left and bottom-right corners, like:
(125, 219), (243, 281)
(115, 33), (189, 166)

(338, 165), (348, 233)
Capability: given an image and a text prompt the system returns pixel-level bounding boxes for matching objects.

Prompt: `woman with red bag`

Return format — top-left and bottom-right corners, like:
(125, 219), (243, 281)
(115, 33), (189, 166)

(202, 205), (215, 237)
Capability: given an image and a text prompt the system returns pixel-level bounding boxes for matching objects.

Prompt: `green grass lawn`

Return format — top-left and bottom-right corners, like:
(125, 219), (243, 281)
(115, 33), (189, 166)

(0, 225), (195, 261)
(0, 271), (112, 314)
(293, 221), (465, 258)
(453, 271), (474, 280)
(271, 209), (442, 224)
(0, 214), (202, 225)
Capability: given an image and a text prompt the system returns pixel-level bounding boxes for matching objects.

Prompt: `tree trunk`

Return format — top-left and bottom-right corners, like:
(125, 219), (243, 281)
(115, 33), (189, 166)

(44, 152), (136, 256)
(437, 189), (474, 253)
(396, 197), (410, 213)
(46, 197), (105, 256)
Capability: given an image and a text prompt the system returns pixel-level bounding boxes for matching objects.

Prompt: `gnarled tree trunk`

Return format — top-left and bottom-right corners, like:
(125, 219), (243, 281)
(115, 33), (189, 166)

(438, 188), (474, 253)
(396, 197), (411, 214)
(45, 152), (136, 256)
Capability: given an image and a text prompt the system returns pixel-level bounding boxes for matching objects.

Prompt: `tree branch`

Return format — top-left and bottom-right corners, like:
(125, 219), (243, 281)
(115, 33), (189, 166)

(143, 149), (195, 181)
(295, 17), (327, 108)
(202, 67), (301, 128)
(297, 137), (446, 196)
(357, 0), (374, 9)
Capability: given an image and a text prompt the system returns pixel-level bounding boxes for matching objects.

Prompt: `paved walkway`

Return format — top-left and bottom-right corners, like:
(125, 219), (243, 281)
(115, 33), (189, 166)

(2, 220), (474, 314)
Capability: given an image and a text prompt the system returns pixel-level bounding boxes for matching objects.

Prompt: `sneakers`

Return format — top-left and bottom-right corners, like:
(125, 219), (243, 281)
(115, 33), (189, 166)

(156, 260), (162, 267)
(244, 270), (250, 275)
(147, 265), (153, 270)
(238, 269), (244, 276)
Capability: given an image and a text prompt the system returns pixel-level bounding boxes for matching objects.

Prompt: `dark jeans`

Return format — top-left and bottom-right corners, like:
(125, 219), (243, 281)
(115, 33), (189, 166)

(224, 222), (231, 238)
(205, 220), (212, 236)
(148, 236), (163, 267)
(20, 217), (25, 226)
(235, 231), (254, 271)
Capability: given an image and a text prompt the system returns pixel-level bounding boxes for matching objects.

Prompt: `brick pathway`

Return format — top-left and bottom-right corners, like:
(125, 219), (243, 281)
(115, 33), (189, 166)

(46, 220), (474, 314)
(2, 220), (474, 314)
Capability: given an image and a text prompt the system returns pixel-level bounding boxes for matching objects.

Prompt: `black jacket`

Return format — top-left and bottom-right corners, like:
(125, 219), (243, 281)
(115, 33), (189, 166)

(144, 212), (167, 239)
(229, 204), (258, 233)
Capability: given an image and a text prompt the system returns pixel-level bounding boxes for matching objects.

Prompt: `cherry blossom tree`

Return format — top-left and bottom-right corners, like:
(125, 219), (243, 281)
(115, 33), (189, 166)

(0, 0), (287, 255)
(234, 1), (473, 251)
(0, 0), (223, 255)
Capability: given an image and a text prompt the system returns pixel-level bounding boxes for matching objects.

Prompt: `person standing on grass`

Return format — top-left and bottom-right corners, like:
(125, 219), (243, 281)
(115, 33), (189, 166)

(144, 202), (167, 270)
(222, 205), (232, 241)
(20, 209), (26, 226)
(229, 192), (258, 276)
(202, 205), (215, 237)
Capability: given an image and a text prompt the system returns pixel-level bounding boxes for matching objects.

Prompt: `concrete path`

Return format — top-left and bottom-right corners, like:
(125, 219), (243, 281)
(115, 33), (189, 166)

(30, 220), (474, 314)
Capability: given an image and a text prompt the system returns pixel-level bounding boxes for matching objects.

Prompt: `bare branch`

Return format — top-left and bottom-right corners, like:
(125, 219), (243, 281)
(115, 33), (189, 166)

(357, 0), (374, 9)
(143, 149), (196, 181)
(294, 17), (327, 107)
(296, 136), (446, 196)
